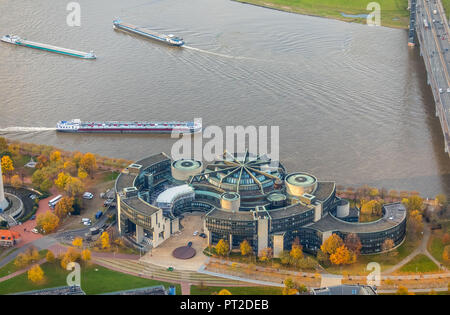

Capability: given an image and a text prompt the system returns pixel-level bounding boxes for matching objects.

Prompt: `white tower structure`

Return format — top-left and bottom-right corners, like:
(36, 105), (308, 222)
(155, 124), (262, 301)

(0, 164), (8, 211)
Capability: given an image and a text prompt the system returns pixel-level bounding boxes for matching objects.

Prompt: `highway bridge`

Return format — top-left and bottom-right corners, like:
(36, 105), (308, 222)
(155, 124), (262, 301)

(412, 0), (450, 157)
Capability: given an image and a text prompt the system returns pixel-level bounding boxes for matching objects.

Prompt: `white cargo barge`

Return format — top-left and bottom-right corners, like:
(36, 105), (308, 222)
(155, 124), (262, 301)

(56, 119), (201, 134)
(1, 35), (96, 59)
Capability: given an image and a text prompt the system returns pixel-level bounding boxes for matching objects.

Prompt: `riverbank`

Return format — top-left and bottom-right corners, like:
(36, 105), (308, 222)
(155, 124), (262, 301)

(233, 0), (411, 29)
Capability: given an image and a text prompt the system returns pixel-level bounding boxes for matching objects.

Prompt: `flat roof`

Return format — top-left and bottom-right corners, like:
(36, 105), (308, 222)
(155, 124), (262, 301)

(313, 181), (335, 202)
(310, 203), (406, 233)
(206, 208), (255, 221)
(268, 202), (313, 219)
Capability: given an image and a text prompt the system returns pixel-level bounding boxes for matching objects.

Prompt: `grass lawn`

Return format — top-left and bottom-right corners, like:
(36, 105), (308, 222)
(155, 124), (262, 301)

(443, 0), (450, 15)
(0, 250), (47, 279)
(234, 0), (410, 28)
(398, 254), (439, 273)
(427, 220), (450, 267)
(191, 285), (283, 295)
(0, 262), (181, 295)
(324, 233), (421, 275)
(101, 171), (120, 182)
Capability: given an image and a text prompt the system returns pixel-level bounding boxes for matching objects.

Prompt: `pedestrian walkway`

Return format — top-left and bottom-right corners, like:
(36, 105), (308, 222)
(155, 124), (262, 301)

(93, 257), (247, 286)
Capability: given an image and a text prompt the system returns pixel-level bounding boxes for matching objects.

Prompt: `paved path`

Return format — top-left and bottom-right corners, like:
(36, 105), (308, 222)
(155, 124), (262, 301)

(382, 225), (448, 274)
(10, 195), (57, 248)
(0, 258), (46, 283)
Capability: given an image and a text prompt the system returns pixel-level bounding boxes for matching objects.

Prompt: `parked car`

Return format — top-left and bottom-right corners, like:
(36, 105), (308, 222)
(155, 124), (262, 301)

(83, 192), (94, 200)
(167, 266), (174, 272)
(187, 241), (193, 247)
(30, 215), (36, 220)
(199, 233), (206, 238)
(31, 228), (39, 234)
(28, 194), (37, 200)
(193, 230), (199, 236)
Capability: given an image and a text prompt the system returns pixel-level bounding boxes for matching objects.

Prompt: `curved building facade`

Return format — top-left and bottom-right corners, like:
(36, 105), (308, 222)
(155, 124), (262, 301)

(115, 151), (407, 254)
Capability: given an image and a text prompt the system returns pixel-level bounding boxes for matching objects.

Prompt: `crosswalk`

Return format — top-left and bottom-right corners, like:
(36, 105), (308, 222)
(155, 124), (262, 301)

(94, 257), (245, 286)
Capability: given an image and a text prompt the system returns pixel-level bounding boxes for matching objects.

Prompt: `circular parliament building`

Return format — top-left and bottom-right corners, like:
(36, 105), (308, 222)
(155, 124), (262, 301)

(115, 152), (407, 256)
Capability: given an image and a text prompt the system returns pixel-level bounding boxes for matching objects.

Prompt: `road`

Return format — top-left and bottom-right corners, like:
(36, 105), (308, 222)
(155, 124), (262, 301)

(416, 0), (450, 156)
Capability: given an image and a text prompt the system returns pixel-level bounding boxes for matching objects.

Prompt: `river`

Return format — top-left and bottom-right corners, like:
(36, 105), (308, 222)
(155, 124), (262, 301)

(0, 0), (449, 197)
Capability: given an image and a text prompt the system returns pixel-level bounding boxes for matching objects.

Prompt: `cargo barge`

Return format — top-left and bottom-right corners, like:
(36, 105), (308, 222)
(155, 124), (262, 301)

(56, 119), (201, 134)
(1, 35), (96, 59)
(113, 19), (184, 46)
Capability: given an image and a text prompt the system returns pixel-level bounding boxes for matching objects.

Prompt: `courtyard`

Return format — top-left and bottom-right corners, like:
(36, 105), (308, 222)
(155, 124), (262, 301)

(140, 212), (208, 271)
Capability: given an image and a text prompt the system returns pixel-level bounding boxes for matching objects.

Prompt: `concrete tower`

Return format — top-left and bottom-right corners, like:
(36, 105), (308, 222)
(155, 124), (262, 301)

(0, 164), (8, 211)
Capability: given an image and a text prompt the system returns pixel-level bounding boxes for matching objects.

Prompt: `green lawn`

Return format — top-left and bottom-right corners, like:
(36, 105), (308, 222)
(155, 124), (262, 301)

(428, 221), (450, 267)
(0, 262), (181, 295)
(325, 232), (421, 275)
(0, 250), (47, 279)
(234, 0), (410, 28)
(191, 285), (283, 295)
(101, 171), (120, 182)
(399, 254), (439, 273)
(443, 0), (450, 15)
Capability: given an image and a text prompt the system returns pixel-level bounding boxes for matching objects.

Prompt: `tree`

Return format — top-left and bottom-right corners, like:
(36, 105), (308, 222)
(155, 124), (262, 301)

(381, 238), (395, 253)
(344, 233), (362, 256)
(54, 172), (70, 190)
(408, 210), (424, 236)
(36, 154), (49, 169)
(442, 233), (450, 245)
(80, 152), (97, 176)
(64, 176), (84, 197)
(320, 234), (344, 256)
(403, 195), (423, 212)
(54, 196), (74, 219)
(72, 237), (83, 248)
(360, 200), (382, 221)
(290, 243), (304, 266)
(36, 211), (60, 234)
(368, 187), (379, 198)
(282, 278), (298, 295)
(396, 286), (414, 295)
(215, 239), (229, 256)
(28, 264), (44, 284)
(0, 137), (7, 153)
(435, 194), (447, 206)
(10, 174), (22, 189)
(443, 245), (450, 262)
(60, 247), (81, 269)
(316, 249), (329, 264)
(259, 247), (273, 261)
(217, 289), (232, 295)
(1, 155), (14, 174)
(100, 231), (110, 249)
(32, 169), (53, 192)
(14, 253), (30, 269)
(78, 168), (88, 180)
(240, 240), (252, 257)
(329, 245), (355, 265)
(81, 249), (91, 263)
(50, 150), (61, 163)
(46, 250), (55, 263)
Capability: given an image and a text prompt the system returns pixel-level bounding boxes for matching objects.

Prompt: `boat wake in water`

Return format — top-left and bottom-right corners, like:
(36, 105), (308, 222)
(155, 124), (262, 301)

(0, 127), (56, 132)
(183, 45), (264, 61)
